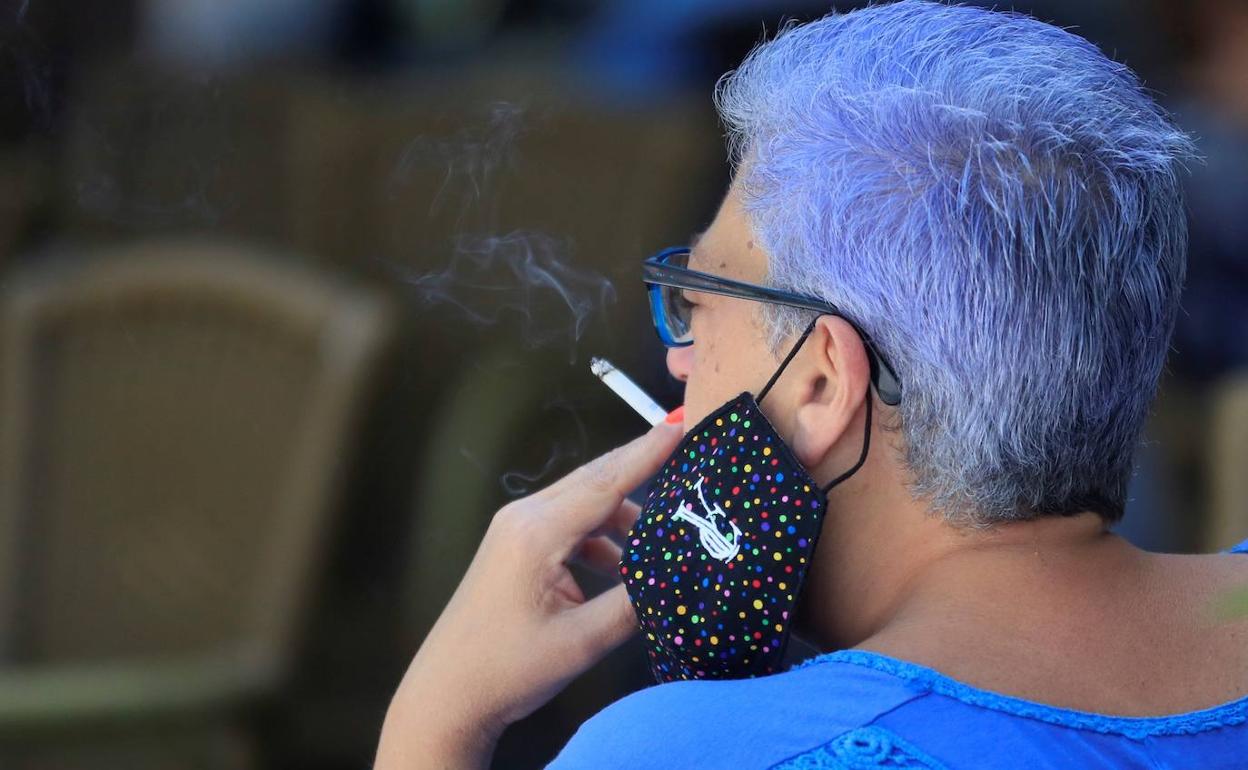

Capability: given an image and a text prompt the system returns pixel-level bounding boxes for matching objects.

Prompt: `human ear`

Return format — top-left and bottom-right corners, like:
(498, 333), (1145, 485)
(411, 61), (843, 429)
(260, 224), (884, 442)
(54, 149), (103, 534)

(789, 315), (871, 470)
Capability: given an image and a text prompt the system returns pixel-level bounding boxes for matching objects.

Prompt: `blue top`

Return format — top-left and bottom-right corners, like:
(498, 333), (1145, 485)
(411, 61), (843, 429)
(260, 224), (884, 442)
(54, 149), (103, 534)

(546, 537), (1248, 769)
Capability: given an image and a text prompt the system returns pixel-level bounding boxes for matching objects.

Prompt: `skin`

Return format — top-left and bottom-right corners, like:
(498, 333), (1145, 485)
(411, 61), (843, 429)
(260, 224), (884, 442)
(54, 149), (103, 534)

(375, 178), (1248, 768)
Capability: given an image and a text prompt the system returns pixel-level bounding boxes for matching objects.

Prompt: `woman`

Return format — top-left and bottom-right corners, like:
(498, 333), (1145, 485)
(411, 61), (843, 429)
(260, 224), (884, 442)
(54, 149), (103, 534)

(375, 2), (1248, 767)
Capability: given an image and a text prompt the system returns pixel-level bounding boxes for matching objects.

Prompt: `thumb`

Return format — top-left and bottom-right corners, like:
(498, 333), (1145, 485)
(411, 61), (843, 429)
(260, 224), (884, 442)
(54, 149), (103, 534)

(562, 582), (638, 669)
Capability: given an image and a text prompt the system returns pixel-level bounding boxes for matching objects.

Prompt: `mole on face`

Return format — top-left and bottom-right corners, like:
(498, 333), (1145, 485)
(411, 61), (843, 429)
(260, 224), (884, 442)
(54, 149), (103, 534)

(746, 240), (754, 251)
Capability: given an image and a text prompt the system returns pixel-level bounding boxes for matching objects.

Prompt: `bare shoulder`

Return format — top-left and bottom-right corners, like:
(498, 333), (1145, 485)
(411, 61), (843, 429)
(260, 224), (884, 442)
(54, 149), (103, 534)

(1142, 548), (1248, 610)
(1130, 549), (1248, 707)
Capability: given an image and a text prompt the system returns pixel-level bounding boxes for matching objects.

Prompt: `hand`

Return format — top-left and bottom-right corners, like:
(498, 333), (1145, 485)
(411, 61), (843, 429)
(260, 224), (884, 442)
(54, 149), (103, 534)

(375, 415), (685, 769)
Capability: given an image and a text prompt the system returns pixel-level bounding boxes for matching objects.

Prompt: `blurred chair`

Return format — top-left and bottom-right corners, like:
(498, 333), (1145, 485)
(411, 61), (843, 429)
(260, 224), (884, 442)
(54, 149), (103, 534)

(1203, 370), (1248, 552)
(0, 239), (395, 770)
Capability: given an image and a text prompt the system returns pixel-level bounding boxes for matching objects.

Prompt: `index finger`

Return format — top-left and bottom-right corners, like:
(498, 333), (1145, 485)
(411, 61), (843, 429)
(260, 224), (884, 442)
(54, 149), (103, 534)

(536, 418), (684, 545)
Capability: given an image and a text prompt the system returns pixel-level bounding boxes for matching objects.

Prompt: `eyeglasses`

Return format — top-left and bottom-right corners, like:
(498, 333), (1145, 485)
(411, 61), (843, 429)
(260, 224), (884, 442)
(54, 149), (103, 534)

(643, 245), (902, 406)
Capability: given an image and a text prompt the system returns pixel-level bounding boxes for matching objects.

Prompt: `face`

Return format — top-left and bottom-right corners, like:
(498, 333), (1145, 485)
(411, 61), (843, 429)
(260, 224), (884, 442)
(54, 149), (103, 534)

(665, 179), (786, 426)
(633, 180), (848, 677)
(663, 179), (882, 652)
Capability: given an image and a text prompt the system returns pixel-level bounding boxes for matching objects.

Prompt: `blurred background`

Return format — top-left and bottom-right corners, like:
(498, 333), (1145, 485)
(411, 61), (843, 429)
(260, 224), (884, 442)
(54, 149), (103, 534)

(0, 0), (1244, 767)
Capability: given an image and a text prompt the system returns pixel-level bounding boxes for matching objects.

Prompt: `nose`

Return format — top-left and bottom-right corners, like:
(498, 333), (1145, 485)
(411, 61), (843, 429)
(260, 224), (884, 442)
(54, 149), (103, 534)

(666, 345), (693, 383)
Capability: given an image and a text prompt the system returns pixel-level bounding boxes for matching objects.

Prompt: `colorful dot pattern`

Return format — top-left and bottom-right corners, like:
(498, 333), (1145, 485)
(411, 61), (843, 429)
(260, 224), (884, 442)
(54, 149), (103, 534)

(621, 392), (826, 683)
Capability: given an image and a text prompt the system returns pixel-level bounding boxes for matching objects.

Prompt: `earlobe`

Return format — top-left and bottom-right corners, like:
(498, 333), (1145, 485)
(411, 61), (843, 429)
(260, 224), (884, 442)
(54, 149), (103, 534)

(791, 398), (850, 470)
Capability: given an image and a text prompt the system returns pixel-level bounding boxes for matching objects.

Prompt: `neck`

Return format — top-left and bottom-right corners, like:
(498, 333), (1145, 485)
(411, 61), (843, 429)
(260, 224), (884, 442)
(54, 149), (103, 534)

(795, 452), (1140, 653)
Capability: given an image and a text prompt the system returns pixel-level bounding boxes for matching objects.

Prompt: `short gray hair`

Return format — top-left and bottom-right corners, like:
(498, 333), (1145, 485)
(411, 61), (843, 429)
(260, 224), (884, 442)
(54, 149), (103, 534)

(714, 1), (1200, 527)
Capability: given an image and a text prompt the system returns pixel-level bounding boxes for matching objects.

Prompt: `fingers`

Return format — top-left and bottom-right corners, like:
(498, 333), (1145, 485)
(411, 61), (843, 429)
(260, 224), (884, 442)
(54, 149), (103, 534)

(589, 498), (641, 544)
(560, 582), (637, 670)
(539, 420), (684, 545)
(571, 535), (623, 581)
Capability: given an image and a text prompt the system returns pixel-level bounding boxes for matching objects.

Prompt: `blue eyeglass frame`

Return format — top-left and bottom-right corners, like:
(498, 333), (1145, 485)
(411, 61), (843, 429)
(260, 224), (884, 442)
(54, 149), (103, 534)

(643, 245), (903, 406)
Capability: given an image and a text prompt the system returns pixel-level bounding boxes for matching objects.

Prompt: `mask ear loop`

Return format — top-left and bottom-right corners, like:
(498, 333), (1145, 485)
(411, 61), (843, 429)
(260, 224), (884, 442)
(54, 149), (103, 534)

(820, 386), (871, 494)
(755, 315), (874, 495)
(756, 316), (819, 404)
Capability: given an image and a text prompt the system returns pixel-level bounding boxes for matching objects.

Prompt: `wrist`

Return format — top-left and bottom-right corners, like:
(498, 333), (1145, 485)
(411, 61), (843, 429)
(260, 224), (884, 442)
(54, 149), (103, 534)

(375, 692), (505, 770)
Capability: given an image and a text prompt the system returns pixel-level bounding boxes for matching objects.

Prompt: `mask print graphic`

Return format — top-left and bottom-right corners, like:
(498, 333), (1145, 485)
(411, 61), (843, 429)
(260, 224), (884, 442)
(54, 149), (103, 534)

(673, 477), (742, 563)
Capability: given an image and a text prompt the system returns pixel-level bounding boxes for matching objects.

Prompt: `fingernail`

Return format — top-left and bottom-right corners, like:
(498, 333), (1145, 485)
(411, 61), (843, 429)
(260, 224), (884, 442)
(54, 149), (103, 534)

(664, 405), (685, 424)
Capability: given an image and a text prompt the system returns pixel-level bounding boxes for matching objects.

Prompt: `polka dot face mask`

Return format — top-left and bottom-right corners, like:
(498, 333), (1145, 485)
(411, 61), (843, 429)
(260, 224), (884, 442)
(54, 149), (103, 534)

(621, 319), (874, 682)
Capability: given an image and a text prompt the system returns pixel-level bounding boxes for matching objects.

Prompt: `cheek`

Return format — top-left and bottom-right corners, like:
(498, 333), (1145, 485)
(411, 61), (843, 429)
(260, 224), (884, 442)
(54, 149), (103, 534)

(680, 305), (772, 425)
(683, 327), (745, 426)
(680, 338), (717, 427)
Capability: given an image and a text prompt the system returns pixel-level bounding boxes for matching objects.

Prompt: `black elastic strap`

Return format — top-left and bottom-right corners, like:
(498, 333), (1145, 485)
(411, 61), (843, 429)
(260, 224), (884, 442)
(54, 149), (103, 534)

(756, 316), (820, 404)
(754, 315), (874, 495)
(820, 387), (872, 494)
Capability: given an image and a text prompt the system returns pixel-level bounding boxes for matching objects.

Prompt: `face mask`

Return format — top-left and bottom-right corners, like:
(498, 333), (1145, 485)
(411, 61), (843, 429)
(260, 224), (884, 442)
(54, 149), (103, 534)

(621, 318), (873, 683)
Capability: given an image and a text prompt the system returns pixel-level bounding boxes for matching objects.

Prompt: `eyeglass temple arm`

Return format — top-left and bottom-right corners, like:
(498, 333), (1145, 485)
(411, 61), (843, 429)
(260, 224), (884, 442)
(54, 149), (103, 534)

(643, 261), (902, 405)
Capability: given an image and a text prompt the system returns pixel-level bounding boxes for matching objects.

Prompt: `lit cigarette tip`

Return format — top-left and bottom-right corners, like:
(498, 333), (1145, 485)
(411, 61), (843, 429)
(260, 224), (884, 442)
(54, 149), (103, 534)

(590, 356), (668, 426)
(589, 356), (614, 379)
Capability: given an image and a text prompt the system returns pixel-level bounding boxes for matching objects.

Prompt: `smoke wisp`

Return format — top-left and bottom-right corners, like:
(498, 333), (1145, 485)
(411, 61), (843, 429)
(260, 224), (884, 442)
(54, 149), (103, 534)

(382, 230), (615, 360)
(388, 100), (526, 223)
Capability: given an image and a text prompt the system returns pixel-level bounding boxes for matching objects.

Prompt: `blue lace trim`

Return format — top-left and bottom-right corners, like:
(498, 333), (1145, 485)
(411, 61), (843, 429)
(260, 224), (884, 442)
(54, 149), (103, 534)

(789, 649), (1248, 739)
(770, 726), (948, 769)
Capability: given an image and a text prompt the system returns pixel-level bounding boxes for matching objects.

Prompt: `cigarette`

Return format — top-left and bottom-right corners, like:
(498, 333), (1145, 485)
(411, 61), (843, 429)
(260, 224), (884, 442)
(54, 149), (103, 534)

(590, 357), (669, 426)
